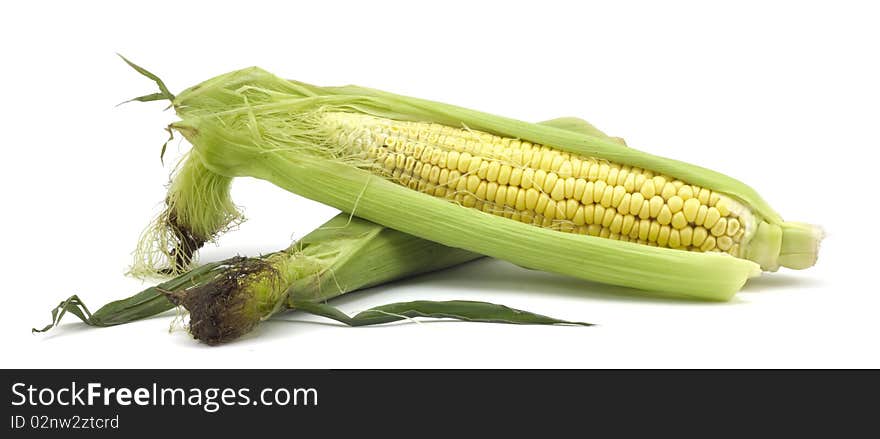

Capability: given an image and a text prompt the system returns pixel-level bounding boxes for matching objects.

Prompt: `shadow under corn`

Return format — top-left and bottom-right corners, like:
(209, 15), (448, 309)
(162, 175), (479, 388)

(739, 272), (824, 292)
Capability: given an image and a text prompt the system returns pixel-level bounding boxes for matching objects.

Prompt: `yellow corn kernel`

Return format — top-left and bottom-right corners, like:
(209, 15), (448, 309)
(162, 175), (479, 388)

(629, 192), (645, 216)
(640, 179), (656, 198)
(652, 176), (667, 194)
(671, 211), (688, 229)
(593, 205), (606, 225)
(649, 196), (664, 217)
(598, 163), (610, 181)
(704, 207), (722, 229)
(680, 226), (693, 247)
(505, 186), (519, 207)
(695, 205), (709, 226)
(657, 205), (673, 226)
(564, 177), (576, 199)
(667, 196), (684, 213)
(638, 200), (651, 220)
(564, 199), (579, 219)
(678, 185), (694, 200)
(536, 192), (550, 214)
(628, 219), (641, 239)
(648, 222), (661, 242)
(593, 180), (608, 204)
(602, 208), (617, 228)
(661, 182), (677, 200)
(618, 193), (632, 215)
(608, 213), (624, 233)
(583, 205), (595, 225)
(624, 174), (640, 194)
(521, 168), (535, 190)
(573, 178), (587, 200)
(508, 167), (523, 186)
(711, 217), (728, 237)
(726, 218), (741, 236)
(611, 186), (626, 208)
(693, 227), (709, 247)
(572, 205), (586, 226)
(497, 164), (512, 185)
(544, 200), (558, 221)
(515, 188), (527, 211)
(682, 198), (700, 223)
(550, 178), (566, 201)
(657, 225), (671, 247)
(600, 185), (614, 208)
(669, 229), (681, 248)
(621, 215), (636, 235)
(700, 235), (717, 252)
(638, 220), (651, 241)
(581, 181), (595, 205)
(558, 160), (573, 178)
(541, 172), (559, 195)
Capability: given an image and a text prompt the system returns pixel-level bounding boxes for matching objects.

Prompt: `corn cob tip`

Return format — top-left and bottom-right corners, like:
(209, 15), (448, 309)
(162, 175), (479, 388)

(778, 221), (824, 270)
(745, 221), (823, 271)
(166, 257), (279, 345)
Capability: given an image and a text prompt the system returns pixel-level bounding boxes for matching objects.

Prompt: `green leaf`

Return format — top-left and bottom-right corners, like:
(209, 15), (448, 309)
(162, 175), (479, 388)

(116, 55), (177, 164)
(32, 261), (228, 333)
(32, 295), (95, 333)
(538, 117), (610, 139)
(117, 54), (174, 102)
(291, 300), (592, 327)
(118, 92), (168, 105)
(160, 126), (174, 165)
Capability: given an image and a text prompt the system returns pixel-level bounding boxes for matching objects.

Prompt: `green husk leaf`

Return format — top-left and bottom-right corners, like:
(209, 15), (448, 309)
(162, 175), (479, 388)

(291, 300), (592, 327)
(32, 295), (94, 333)
(33, 260), (227, 332)
(121, 92), (169, 104)
(537, 117), (611, 139)
(117, 54), (174, 102)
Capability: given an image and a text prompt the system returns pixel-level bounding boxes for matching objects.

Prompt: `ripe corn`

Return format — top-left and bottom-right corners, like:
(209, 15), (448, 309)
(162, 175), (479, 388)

(322, 112), (753, 256)
(129, 64), (822, 300)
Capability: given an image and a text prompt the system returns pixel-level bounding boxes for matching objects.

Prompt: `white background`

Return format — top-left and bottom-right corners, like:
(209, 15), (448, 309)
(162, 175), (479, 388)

(2, 0), (877, 368)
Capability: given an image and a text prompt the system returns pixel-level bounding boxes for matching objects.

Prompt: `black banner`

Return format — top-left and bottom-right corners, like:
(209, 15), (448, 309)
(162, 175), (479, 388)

(3, 370), (877, 436)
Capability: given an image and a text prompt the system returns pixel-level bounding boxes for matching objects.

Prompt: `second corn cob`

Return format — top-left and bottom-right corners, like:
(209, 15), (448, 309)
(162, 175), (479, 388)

(39, 213), (588, 345)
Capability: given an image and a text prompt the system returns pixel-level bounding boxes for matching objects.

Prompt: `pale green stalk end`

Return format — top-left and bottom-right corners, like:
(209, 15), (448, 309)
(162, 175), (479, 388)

(744, 221), (824, 271)
(778, 222), (824, 270)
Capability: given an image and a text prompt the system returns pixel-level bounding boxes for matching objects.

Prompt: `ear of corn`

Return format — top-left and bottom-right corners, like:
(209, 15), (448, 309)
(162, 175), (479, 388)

(34, 214), (586, 345)
(38, 213), (586, 344)
(39, 213), (478, 335)
(167, 212), (486, 344)
(131, 64), (821, 301)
